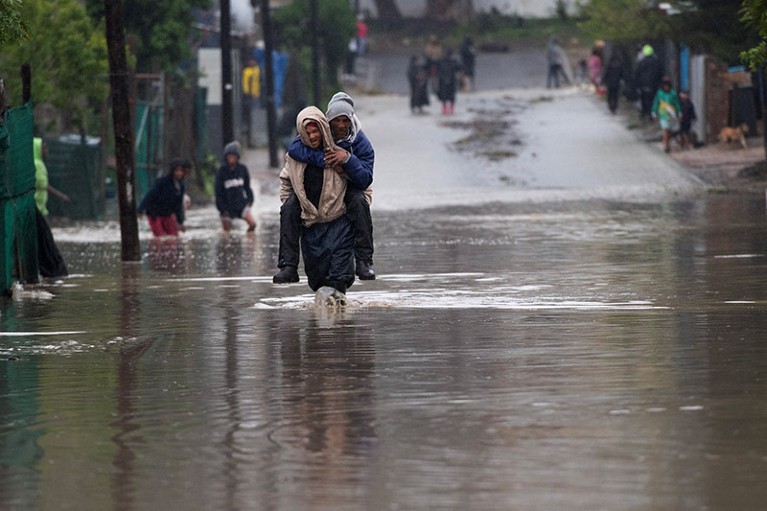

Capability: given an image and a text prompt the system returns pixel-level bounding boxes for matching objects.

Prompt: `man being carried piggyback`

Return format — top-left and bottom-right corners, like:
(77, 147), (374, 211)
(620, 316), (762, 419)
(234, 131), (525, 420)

(273, 92), (376, 283)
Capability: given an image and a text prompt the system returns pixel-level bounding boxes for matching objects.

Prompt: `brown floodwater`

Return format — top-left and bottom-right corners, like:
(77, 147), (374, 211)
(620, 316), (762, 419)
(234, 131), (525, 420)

(2, 194), (767, 510)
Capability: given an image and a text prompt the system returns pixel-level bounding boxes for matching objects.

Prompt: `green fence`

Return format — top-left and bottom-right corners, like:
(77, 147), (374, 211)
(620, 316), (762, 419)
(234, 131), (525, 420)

(0, 103), (39, 294)
(45, 136), (104, 220)
(135, 101), (164, 204)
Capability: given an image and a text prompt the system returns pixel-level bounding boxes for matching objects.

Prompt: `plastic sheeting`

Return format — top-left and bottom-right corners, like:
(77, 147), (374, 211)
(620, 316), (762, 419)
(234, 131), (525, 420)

(0, 103), (39, 293)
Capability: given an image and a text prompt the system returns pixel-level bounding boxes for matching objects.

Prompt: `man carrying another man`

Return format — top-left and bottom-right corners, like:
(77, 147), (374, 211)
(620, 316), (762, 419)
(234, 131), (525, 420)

(273, 92), (376, 283)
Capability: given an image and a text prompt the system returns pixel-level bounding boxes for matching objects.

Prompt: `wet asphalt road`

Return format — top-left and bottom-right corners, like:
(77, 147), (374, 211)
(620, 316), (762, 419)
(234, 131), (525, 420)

(2, 41), (767, 511)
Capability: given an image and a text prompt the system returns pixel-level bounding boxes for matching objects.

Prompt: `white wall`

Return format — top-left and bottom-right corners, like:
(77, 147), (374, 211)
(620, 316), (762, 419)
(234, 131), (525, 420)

(198, 49), (222, 106)
(357, 0), (576, 18)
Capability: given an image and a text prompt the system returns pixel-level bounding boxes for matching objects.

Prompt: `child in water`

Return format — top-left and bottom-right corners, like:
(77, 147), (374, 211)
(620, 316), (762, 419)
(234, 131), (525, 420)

(137, 159), (191, 236)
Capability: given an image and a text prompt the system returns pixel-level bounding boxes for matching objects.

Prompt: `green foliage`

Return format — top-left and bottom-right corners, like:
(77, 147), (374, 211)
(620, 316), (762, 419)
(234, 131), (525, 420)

(0, 0), (28, 45)
(740, 0), (767, 69)
(273, 0), (355, 93)
(0, 0), (108, 132)
(669, 0), (758, 64)
(85, 0), (211, 73)
(577, 0), (759, 64)
(575, 0), (670, 42)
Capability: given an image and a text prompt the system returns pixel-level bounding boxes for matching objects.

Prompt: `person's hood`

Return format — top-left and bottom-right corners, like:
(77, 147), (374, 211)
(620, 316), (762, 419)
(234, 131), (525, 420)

(223, 140), (241, 159)
(295, 106), (337, 153)
(33, 137), (43, 162)
(642, 44), (654, 57)
(326, 92), (362, 144)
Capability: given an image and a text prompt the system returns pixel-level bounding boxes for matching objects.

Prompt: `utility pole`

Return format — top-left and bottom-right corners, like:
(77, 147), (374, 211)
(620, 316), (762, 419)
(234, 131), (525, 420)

(258, 0), (279, 167)
(311, 0), (320, 105)
(104, 0), (140, 261)
(221, 0), (234, 146)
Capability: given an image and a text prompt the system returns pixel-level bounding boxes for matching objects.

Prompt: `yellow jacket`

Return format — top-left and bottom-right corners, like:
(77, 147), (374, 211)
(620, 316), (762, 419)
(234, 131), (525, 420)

(242, 64), (260, 98)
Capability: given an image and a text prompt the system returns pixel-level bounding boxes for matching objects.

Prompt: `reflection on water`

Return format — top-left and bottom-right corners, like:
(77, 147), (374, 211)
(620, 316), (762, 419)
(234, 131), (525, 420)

(1, 195), (767, 509)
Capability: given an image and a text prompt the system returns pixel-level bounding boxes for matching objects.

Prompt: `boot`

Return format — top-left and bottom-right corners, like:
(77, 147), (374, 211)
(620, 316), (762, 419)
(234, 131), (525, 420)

(356, 261), (376, 280)
(273, 266), (299, 284)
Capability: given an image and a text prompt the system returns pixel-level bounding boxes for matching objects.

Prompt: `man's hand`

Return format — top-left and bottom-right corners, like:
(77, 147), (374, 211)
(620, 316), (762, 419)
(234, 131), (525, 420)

(324, 148), (349, 169)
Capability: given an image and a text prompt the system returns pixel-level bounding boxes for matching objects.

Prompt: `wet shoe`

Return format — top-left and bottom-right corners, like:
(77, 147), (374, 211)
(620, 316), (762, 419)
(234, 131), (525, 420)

(273, 266), (299, 284)
(356, 261), (376, 280)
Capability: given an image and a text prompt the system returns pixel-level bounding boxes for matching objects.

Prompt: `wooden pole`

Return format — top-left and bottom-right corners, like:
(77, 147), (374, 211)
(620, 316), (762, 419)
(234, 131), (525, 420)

(221, 0), (234, 146)
(260, 0), (279, 167)
(104, 0), (141, 261)
(21, 64), (31, 104)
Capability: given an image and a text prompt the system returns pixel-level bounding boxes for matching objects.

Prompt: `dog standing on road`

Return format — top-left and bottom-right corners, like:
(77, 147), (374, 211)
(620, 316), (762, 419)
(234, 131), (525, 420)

(719, 123), (749, 149)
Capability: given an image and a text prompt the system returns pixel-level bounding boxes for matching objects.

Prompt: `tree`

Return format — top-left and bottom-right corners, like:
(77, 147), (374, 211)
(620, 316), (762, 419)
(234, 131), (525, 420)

(577, 0), (758, 64)
(85, 0), (211, 73)
(273, 0), (355, 96)
(740, 0), (767, 70)
(739, 0), (767, 158)
(576, 0), (670, 43)
(0, 0), (28, 46)
(668, 0), (758, 64)
(0, 0), (108, 133)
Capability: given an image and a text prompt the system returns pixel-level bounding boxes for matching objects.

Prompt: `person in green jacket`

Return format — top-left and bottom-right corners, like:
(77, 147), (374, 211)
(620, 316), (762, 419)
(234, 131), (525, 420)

(34, 137), (70, 215)
(651, 76), (682, 153)
(33, 136), (70, 278)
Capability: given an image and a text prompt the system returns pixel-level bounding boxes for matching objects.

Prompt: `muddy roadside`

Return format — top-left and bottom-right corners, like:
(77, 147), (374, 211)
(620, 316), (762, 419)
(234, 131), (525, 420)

(604, 94), (767, 195)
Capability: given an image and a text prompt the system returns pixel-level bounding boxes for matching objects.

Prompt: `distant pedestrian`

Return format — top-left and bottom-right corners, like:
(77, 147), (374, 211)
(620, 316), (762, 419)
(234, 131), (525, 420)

(588, 48), (602, 89)
(677, 90), (697, 150)
(344, 37), (358, 78)
(602, 53), (624, 114)
(34, 137), (71, 217)
(407, 54), (430, 113)
(137, 159), (191, 237)
(546, 36), (568, 88)
(241, 57), (261, 147)
(634, 44), (663, 120)
(33, 136), (69, 278)
(651, 76), (681, 153)
(576, 59), (588, 88)
(242, 57), (261, 109)
(437, 49), (462, 115)
(459, 36), (477, 91)
(356, 14), (369, 56)
(215, 141), (257, 232)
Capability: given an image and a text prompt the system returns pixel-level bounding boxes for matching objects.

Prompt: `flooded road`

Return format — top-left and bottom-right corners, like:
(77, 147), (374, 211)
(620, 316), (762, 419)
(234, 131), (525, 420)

(3, 190), (767, 510)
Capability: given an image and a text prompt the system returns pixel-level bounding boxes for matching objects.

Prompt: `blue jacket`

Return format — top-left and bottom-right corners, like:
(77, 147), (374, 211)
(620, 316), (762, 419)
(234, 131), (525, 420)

(138, 174), (186, 224)
(288, 130), (374, 190)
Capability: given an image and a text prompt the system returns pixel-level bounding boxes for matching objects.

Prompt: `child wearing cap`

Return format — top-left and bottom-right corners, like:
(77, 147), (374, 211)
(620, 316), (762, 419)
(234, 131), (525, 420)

(214, 141), (257, 232)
